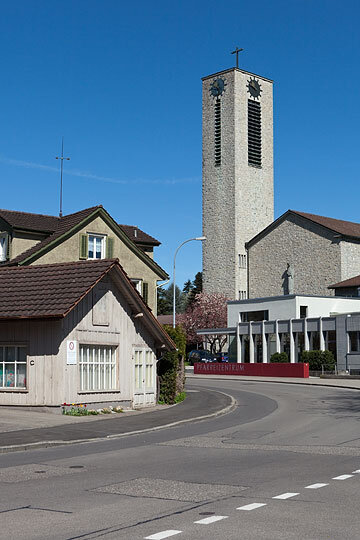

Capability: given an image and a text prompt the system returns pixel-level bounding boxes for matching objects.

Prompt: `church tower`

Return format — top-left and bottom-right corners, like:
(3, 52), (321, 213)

(202, 65), (274, 299)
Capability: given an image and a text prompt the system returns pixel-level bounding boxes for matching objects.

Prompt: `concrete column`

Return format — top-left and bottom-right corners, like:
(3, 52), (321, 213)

(249, 322), (255, 363)
(289, 319), (295, 363)
(319, 317), (325, 351)
(237, 324), (242, 363)
(304, 318), (310, 351)
(275, 320), (281, 353)
(262, 321), (267, 363)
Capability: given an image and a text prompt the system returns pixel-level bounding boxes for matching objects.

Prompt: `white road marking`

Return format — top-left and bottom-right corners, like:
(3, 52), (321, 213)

(352, 469), (360, 474)
(194, 515), (228, 525)
(272, 492), (299, 500)
(305, 483), (329, 489)
(237, 503), (267, 511)
(145, 531), (182, 539)
(332, 474), (354, 480)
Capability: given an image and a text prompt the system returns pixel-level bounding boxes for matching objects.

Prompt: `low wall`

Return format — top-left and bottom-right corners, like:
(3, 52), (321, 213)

(194, 362), (309, 378)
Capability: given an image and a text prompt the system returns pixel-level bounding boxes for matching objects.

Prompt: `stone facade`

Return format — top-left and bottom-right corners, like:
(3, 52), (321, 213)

(340, 240), (360, 282)
(202, 67), (274, 300)
(247, 213), (345, 298)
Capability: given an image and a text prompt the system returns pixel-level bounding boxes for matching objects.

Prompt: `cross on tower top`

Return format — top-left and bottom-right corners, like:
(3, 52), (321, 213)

(231, 47), (244, 69)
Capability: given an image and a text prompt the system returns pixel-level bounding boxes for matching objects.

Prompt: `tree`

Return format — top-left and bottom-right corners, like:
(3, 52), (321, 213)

(157, 282), (187, 315)
(184, 271), (203, 310)
(178, 291), (228, 353)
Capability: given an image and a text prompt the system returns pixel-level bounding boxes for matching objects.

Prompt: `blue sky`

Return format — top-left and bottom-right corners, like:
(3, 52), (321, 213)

(1, 1), (359, 288)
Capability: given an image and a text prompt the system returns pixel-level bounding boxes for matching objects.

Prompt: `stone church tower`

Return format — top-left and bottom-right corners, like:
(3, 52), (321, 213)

(202, 66), (274, 299)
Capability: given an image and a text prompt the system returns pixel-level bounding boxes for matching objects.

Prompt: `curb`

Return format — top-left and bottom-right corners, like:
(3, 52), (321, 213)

(187, 373), (360, 391)
(0, 390), (236, 455)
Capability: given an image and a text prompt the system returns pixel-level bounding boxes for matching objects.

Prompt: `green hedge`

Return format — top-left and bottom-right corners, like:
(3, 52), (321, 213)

(157, 325), (186, 405)
(300, 350), (335, 371)
(270, 352), (289, 363)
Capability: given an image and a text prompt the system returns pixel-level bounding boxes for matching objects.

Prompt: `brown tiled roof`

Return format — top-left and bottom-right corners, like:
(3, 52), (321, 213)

(292, 211), (360, 239)
(0, 259), (176, 349)
(119, 224), (160, 246)
(0, 209), (59, 232)
(6, 206), (101, 265)
(247, 209), (360, 248)
(0, 259), (115, 319)
(329, 275), (360, 289)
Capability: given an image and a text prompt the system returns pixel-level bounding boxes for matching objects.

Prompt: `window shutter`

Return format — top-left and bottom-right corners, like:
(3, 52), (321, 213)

(142, 282), (149, 304)
(79, 234), (88, 259)
(6, 234), (10, 260)
(106, 236), (114, 258)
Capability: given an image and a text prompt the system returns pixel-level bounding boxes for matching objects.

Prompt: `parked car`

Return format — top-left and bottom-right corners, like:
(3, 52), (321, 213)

(214, 352), (229, 363)
(188, 350), (217, 365)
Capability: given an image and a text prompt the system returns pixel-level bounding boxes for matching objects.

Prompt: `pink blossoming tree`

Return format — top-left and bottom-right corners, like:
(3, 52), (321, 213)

(178, 292), (228, 353)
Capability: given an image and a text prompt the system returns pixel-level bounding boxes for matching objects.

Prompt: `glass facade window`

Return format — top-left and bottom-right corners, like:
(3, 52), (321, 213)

(79, 345), (117, 391)
(349, 331), (360, 352)
(0, 346), (27, 388)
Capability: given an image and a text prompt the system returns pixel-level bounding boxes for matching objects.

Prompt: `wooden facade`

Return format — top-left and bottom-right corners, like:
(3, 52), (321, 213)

(0, 276), (162, 407)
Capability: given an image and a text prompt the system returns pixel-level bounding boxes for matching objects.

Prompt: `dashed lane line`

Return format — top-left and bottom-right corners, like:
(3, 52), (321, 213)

(194, 515), (228, 525)
(272, 492), (299, 500)
(237, 503), (267, 511)
(145, 531), (182, 539)
(145, 470), (358, 538)
(305, 483), (329, 489)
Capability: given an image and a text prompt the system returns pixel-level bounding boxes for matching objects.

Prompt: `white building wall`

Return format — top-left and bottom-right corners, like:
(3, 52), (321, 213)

(228, 295), (360, 327)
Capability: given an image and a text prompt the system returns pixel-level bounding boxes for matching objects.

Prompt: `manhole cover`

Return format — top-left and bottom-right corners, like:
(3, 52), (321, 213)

(199, 512), (215, 516)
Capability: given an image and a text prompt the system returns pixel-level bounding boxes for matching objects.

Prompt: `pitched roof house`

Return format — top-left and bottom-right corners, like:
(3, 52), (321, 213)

(0, 206), (167, 313)
(0, 259), (175, 407)
(246, 210), (360, 298)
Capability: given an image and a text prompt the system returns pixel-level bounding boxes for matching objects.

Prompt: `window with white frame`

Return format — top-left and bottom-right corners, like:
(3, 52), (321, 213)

(238, 254), (247, 269)
(0, 233), (8, 262)
(131, 279), (142, 294)
(0, 346), (27, 388)
(79, 345), (117, 391)
(88, 234), (106, 259)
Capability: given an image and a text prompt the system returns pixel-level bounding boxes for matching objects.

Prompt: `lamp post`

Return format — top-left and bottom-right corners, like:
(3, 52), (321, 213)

(173, 236), (206, 328)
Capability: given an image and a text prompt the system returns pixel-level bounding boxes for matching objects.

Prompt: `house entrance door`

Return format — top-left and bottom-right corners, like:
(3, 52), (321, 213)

(133, 348), (156, 407)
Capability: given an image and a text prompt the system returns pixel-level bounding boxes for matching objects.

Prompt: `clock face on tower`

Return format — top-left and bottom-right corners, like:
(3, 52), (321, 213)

(210, 77), (226, 97)
(247, 77), (262, 99)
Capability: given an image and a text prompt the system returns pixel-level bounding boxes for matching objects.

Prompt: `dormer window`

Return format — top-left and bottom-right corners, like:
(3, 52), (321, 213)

(0, 233), (8, 262)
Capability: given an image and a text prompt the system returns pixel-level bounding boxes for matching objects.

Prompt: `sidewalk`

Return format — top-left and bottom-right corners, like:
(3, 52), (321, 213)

(0, 388), (233, 454)
(187, 369), (360, 391)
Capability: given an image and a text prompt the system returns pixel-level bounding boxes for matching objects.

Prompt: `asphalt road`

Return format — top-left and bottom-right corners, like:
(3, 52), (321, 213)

(1, 378), (360, 539)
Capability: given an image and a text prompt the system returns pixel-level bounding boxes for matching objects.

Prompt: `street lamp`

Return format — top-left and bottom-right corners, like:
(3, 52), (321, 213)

(173, 236), (206, 328)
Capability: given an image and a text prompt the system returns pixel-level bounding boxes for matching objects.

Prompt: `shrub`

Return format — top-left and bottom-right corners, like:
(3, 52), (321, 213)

(300, 350), (335, 371)
(157, 325), (186, 405)
(270, 352), (289, 363)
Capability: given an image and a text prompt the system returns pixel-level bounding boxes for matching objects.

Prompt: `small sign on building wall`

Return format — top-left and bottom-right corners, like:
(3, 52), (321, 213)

(66, 340), (77, 365)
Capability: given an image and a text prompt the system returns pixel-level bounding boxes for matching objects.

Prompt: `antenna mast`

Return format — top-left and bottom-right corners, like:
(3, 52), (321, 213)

(56, 137), (70, 217)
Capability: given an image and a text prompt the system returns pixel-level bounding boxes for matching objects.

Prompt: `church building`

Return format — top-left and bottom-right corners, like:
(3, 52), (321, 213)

(202, 62), (360, 301)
